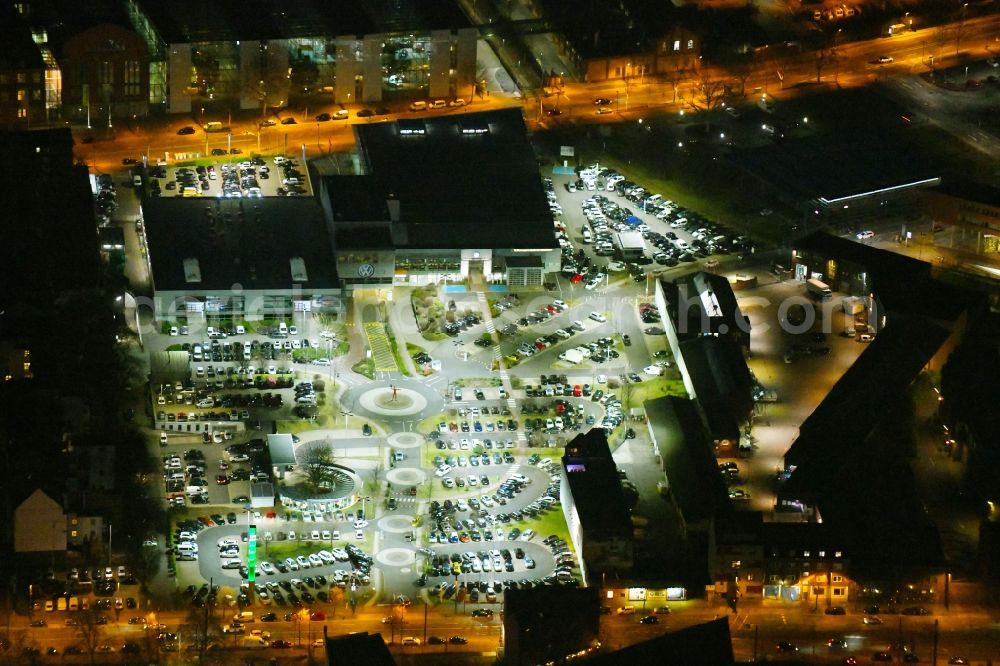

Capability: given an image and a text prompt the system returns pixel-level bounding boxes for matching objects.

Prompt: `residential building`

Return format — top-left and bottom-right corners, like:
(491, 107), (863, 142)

(125, 0), (476, 113)
(0, 4), (47, 127)
(537, 0), (700, 84)
(14, 489), (67, 553)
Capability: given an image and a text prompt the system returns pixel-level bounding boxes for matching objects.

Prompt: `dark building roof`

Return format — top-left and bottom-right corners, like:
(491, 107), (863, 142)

(0, 129), (100, 308)
(0, 5), (44, 71)
(322, 630), (395, 666)
(794, 231), (977, 323)
(562, 429), (632, 540)
(503, 587), (600, 666)
(20, 0), (134, 60)
(714, 510), (764, 547)
(928, 179), (1000, 207)
(134, 0), (468, 45)
(783, 314), (951, 480)
(644, 396), (728, 524)
(732, 130), (939, 204)
(586, 618), (734, 666)
(538, 0), (680, 59)
(327, 108), (558, 251)
(144, 197), (337, 292)
(671, 271), (749, 341)
(677, 336), (753, 418)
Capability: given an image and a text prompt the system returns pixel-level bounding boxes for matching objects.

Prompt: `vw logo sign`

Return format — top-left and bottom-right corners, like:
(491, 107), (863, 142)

(357, 263), (376, 278)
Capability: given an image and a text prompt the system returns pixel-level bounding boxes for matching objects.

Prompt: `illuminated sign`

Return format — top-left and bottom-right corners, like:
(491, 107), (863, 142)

(247, 525), (257, 583)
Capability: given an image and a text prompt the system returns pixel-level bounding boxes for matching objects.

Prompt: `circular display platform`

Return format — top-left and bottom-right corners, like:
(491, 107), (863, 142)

(386, 432), (424, 450)
(375, 547), (416, 568)
(385, 468), (427, 487)
(357, 387), (427, 417)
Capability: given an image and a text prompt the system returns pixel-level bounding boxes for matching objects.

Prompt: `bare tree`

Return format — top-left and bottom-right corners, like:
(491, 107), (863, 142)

(691, 64), (727, 111)
(75, 608), (106, 664)
(814, 46), (839, 83)
(663, 59), (692, 103)
(300, 445), (333, 492)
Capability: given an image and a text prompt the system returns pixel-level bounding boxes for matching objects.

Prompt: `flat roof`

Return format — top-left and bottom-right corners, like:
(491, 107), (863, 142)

(794, 232), (976, 322)
(328, 108), (558, 251)
(0, 5), (45, 70)
(144, 197), (337, 292)
(732, 132), (939, 204)
(134, 0), (468, 45)
(929, 179), (1000, 207)
(562, 430), (632, 539)
(644, 396), (728, 524)
(783, 315), (951, 479)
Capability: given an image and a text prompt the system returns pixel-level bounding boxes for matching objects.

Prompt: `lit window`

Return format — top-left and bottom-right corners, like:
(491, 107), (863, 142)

(803, 551), (810, 557)
(673, 40), (681, 52)
(17, 108), (27, 118)
(687, 39), (694, 50)
(731, 560), (741, 569)
(834, 551), (842, 558)
(832, 575), (843, 583)
(71, 530), (78, 538)
(745, 574), (754, 581)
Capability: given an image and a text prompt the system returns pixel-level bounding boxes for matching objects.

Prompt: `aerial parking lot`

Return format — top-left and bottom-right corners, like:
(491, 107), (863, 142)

(134, 154), (311, 201)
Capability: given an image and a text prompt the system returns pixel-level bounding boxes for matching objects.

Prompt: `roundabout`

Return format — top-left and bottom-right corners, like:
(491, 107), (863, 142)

(375, 547), (417, 568)
(387, 431), (424, 450)
(385, 467), (427, 486)
(378, 514), (417, 535)
(344, 379), (443, 423)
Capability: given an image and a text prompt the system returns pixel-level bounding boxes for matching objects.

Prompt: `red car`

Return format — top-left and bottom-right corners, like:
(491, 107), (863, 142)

(215, 475), (230, 485)
(271, 640), (291, 648)
(310, 611), (326, 621)
(573, 385), (582, 397)
(570, 274), (584, 284)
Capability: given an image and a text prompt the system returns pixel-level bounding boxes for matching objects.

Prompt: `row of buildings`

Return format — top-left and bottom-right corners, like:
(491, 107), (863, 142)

(0, 0), (478, 127)
(556, 232), (994, 611)
(0, 0), (717, 129)
(145, 108), (559, 322)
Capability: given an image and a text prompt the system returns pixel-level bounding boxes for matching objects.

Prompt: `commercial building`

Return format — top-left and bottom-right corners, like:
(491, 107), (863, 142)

(560, 429), (634, 583)
(143, 197), (340, 322)
(318, 108), (559, 295)
(125, 0), (477, 113)
(779, 232), (981, 584)
(655, 273), (754, 442)
(586, 618), (734, 666)
(922, 180), (1000, 256)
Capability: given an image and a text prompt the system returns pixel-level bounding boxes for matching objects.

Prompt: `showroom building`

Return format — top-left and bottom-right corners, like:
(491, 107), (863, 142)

(315, 108), (560, 296)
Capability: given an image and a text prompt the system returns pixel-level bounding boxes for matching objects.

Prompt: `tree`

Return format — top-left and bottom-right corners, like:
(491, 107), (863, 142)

(75, 608), (106, 664)
(662, 59), (692, 104)
(692, 64), (727, 111)
(300, 446), (333, 492)
(814, 46), (840, 83)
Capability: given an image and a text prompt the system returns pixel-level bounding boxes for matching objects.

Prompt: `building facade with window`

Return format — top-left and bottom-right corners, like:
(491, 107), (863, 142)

(318, 109), (559, 295)
(0, 4), (47, 127)
(124, 0), (477, 114)
(59, 23), (150, 122)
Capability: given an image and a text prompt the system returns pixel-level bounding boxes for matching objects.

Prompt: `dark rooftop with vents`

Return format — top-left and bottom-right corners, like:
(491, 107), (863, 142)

(323, 108), (558, 251)
(143, 197), (337, 292)
(133, 0), (468, 45)
(562, 429), (632, 540)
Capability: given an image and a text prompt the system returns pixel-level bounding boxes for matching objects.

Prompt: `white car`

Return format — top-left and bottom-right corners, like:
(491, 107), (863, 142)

(643, 365), (665, 376)
(353, 520), (369, 529)
(296, 555), (310, 569)
(588, 312), (607, 323)
(321, 530), (331, 540)
(331, 548), (349, 561)
(259, 562), (276, 575)
(606, 261), (626, 272)
(310, 530), (321, 540)
(856, 230), (875, 240)
(308, 553), (323, 567)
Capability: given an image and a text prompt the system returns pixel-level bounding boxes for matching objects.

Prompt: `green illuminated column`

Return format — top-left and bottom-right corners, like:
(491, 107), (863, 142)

(247, 525), (257, 603)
